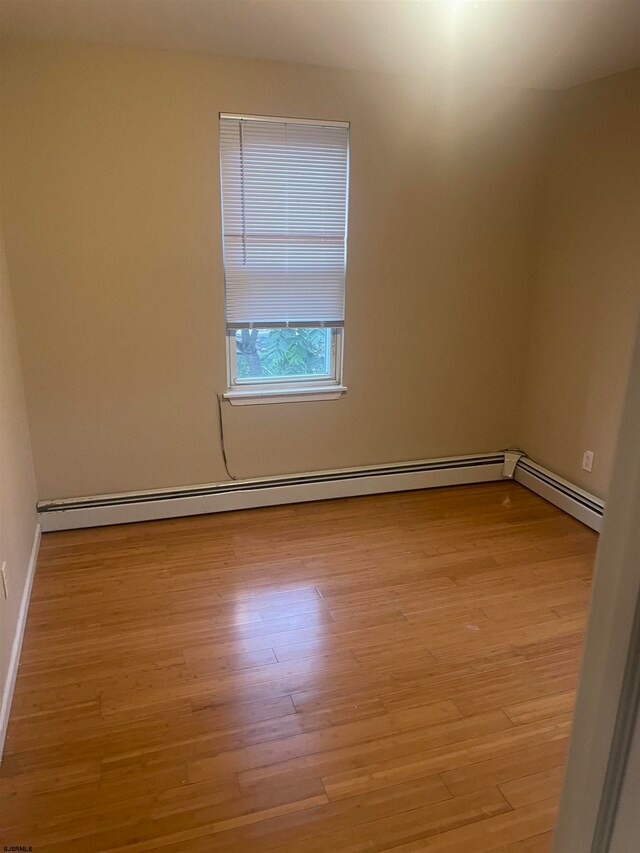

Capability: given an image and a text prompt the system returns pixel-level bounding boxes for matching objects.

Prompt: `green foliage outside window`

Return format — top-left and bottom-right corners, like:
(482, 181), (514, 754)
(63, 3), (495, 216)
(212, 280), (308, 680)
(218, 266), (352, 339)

(236, 328), (330, 379)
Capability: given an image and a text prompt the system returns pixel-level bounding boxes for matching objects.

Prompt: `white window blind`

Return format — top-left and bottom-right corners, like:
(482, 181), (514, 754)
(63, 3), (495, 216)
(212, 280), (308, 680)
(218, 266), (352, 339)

(219, 114), (349, 329)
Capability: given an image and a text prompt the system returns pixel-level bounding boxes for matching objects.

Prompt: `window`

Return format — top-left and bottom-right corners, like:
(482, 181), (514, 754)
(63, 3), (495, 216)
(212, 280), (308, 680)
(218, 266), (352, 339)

(219, 113), (349, 404)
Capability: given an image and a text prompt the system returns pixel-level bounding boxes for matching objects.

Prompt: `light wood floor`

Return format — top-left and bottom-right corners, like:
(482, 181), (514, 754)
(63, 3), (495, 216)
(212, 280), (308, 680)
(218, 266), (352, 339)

(0, 482), (597, 852)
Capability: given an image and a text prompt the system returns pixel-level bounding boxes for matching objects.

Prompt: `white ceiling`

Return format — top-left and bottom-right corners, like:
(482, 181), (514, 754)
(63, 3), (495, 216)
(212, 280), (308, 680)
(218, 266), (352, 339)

(1, 0), (639, 90)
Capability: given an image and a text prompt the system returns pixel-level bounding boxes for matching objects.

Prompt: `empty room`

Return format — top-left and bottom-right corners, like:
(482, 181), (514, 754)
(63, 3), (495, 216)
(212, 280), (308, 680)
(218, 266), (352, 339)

(1, 1), (639, 851)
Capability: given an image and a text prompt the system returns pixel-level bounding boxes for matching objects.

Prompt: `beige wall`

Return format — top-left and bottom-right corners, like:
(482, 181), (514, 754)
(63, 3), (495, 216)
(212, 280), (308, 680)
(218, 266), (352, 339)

(520, 69), (640, 499)
(0, 226), (38, 734)
(0, 41), (547, 500)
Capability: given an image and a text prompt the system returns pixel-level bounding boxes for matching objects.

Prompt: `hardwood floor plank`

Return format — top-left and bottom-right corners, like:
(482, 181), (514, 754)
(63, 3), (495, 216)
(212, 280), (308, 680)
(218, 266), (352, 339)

(440, 738), (568, 797)
(321, 715), (569, 802)
(503, 690), (576, 725)
(499, 766), (566, 809)
(507, 831), (554, 851)
(383, 798), (558, 852)
(251, 787), (510, 853)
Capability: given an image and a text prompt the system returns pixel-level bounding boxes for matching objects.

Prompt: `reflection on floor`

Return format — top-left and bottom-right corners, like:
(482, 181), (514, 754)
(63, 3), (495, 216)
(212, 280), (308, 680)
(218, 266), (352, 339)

(0, 482), (597, 852)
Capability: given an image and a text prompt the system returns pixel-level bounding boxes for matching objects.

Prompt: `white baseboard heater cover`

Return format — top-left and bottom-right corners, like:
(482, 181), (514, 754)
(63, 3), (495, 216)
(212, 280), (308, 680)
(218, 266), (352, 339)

(514, 457), (605, 533)
(37, 452), (605, 533)
(37, 453), (504, 531)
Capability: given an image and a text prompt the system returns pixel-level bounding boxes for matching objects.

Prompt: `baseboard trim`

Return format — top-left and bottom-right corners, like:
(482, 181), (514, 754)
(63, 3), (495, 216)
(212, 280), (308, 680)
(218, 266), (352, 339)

(514, 457), (605, 532)
(38, 453), (505, 531)
(0, 522), (41, 763)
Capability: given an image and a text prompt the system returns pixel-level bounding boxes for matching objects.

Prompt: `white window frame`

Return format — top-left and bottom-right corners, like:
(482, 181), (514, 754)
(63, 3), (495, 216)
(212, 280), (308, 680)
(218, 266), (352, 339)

(220, 112), (348, 406)
(224, 327), (345, 405)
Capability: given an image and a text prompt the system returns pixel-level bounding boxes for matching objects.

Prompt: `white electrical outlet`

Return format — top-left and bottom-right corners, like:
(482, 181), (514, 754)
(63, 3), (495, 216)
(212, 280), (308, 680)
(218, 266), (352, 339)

(582, 450), (594, 473)
(0, 561), (7, 600)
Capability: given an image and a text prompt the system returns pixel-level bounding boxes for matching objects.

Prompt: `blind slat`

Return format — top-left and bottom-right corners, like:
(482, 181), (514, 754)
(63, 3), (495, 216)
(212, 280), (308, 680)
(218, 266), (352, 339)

(220, 116), (349, 329)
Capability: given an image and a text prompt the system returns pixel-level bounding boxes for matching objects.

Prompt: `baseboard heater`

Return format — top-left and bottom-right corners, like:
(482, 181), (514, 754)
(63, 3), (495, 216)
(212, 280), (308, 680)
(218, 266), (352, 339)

(513, 456), (605, 533)
(37, 452), (605, 533)
(37, 453), (505, 531)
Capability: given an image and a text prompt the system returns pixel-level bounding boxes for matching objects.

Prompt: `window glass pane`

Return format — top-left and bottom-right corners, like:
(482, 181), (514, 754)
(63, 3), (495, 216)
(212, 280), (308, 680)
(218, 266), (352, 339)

(235, 328), (332, 381)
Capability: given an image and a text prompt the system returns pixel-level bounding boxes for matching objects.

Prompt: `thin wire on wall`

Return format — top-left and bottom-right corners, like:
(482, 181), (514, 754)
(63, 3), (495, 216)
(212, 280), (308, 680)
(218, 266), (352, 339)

(217, 393), (237, 481)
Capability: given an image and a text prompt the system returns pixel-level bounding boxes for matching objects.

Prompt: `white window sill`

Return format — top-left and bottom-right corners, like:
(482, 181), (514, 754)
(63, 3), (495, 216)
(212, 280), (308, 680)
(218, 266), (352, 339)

(224, 385), (348, 406)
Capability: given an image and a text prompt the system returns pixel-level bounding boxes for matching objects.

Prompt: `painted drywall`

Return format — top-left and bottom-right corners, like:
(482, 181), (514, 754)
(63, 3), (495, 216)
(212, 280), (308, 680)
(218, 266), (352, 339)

(520, 69), (640, 500)
(0, 226), (38, 744)
(0, 41), (547, 500)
